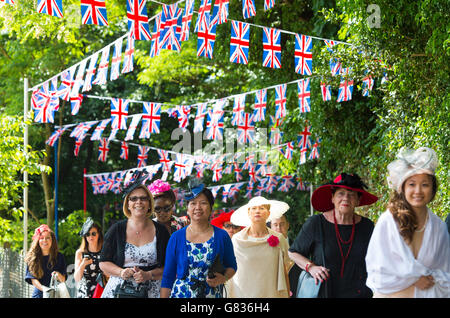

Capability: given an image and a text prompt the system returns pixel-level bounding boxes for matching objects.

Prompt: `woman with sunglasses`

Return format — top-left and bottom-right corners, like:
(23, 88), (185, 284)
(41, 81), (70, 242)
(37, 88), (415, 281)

(99, 171), (170, 298)
(148, 179), (188, 235)
(74, 217), (104, 298)
(211, 211), (242, 238)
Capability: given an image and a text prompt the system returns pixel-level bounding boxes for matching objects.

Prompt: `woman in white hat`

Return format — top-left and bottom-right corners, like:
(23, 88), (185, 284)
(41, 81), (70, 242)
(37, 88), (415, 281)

(227, 196), (292, 298)
(365, 147), (450, 298)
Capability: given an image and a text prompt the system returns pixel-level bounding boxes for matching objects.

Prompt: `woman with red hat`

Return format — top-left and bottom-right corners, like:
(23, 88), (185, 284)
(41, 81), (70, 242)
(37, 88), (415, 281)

(211, 211), (242, 238)
(288, 173), (378, 298)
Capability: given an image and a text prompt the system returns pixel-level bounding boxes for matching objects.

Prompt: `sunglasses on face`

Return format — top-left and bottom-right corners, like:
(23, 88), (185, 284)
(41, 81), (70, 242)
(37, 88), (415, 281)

(85, 232), (97, 237)
(154, 205), (173, 213)
(223, 223), (241, 230)
(129, 196), (150, 202)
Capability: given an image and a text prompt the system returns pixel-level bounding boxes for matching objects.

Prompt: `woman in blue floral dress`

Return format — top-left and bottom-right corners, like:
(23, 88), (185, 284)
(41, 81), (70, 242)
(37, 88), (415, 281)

(161, 179), (237, 298)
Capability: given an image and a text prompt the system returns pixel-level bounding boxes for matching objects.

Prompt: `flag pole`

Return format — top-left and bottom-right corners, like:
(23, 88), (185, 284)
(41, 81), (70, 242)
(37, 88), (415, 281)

(83, 168), (87, 215)
(23, 78), (29, 256)
(54, 144), (59, 240)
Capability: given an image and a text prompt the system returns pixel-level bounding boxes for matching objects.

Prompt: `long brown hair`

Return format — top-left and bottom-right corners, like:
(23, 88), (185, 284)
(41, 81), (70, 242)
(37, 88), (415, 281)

(24, 230), (59, 279)
(389, 175), (438, 243)
(78, 223), (104, 253)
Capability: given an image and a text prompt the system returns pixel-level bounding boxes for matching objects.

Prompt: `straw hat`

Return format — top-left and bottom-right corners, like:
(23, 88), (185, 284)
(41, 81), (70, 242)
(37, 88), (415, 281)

(230, 196), (290, 227)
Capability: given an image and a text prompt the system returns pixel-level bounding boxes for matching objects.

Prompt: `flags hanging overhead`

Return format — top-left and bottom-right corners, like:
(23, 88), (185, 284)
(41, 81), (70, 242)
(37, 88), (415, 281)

(308, 137), (321, 160)
(362, 73), (374, 97)
(264, 0), (275, 11)
(125, 114), (142, 141)
(179, 0), (195, 42)
(252, 88), (267, 122)
(294, 34), (313, 75)
(297, 125), (312, 150)
(337, 68), (354, 102)
(110, 98), (129, 129)
(205, 100), (225, 140)
(193, 102), (208, 133)
(122, 34), (135, 74)
(242, 0), (256, 19)
(57, 66), (76, 101)
(110, 38), (123, 81)
(230, 20), (250, 65)
(137, 145), (149, 167)
(126, 0), (151, 41)
(274, 84), (287, 119)
(160, 3), (182, 51)
(262, 27), (281, 69)
(37, 0), (63, 18)
(120, 141), (129, 160)
(91, 118), (111, 141)
(31, 82), (59, 123)
(197, 16), (217, 59)
(236, 112), (255, 144)
(297, 78), (311, 113)
(212, 0), (229, 25)
(80, 0), (108, 26)
(82, 52), (99, 92)
(194, 0), (212, 33)
(320, 82), (332, 101)
(140, 102), (161, 138)
(70, 94), (83, 115)
(231, 94), (245, 126)
(150, 13), (162, 57)
(98, 138), (110, 162)
(92, 47), (110, 86)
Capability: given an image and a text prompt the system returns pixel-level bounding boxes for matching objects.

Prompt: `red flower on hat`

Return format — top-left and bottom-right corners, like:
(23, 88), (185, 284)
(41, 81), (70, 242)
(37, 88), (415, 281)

(267, 235), (280, 247)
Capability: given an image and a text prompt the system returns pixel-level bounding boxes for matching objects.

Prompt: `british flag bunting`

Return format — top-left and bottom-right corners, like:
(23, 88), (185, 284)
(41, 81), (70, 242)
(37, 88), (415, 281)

(80, 0), (108, 26)
(126, 0), (151, 41)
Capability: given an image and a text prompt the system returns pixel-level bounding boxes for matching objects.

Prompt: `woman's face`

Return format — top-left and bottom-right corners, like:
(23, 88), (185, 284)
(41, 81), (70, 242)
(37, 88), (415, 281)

(403, 173), (434, 210)
(127, 187), (151, 218)
(154, 197), (174, 223)
(85, 227), (99, 245)
(187, 193), (211, 223)
(222, 222), (241, 238)
(39, 231), (52, 254)
(248, 205), (270, 225)
(331, 188), (360, 214)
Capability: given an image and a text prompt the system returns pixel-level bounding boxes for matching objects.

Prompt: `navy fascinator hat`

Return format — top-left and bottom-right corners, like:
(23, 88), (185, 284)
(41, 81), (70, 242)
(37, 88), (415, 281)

(184, 178), (215, 207)
(121, 170), (149, 198)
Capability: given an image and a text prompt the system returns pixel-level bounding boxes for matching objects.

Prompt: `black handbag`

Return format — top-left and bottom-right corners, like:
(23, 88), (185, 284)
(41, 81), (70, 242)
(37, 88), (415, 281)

(207, 254), (226, 279)
(113, 280), (149, 298)
(296, 215), (327, 298)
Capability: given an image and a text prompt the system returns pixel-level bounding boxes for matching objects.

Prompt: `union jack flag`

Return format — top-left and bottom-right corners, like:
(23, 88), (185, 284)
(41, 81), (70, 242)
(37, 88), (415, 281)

(231, 94), (246, 126)
(122, 34), (135, 74)
(92, 47), (110, 86)
(234, 163), (243, 182)
(274, 84), (287, 119)
(297, 78), (311, 113)
(82, 52), (99, 92)
(173, 154), (189, 182)
(337, 68), (353, 103)
(37, 0), (63, 18)
(80, 0), (108, 26)
(74, 138), (84, 157)
(295, 34), (313, 75)
(157, 149), (172, 173)
(330, 57), (341, 76)
(237, 113), (255, 144)
(264, 0), (275, 11)
(242, 0), (256, 19)
(126, 0), (151, 41)
(252, 88), (267, 122)
(137, 145), (149, 168)
(230, 20), (250, 65)
(160, 3), (182, 51)
(193, 103), (208, 133)
(269, 114), (284, 128)
(299, 147), (308, 164)
(308, 137), (321, 160)
(221, 184), (232, 203)
(324, 39), (337, 52)
(70, 94), (83, 115)
(125, 114), (142, 141)
(362, 73), (374, 97)
(46, 126), (70, 147)
(110, 98), (129, 129)
(211, 161), (223, 182)
(320, 82), (332, 101)
(194, 0), (212, 33)
(278, 175), (295, 192)
(140, 102), (161, 138)
(296, 177), (307, 191)
(90, 118), (111, 141)
(71, 59), (87, 97)
(70, 121), (96, 141)
(297, 125), (312, 150)
(205, 101), (225, 140)
(175, 105), (191, 130)
(120, 141), (129, 160)
(262, 27), (281, 69)
(212, 0), (229, 25)
(110, 38), (122, 81)
(150, 13), (162, 57)
(32, 82), (59, 123)
(269, 127), (283, 145)
(97, 138), (110, 162)
(179, 0), (195, 42)
(245, 182), (254, 199)
(57, 66), (76, 101)
(278, 142), (294, 160)
(197, 16), (217, 59)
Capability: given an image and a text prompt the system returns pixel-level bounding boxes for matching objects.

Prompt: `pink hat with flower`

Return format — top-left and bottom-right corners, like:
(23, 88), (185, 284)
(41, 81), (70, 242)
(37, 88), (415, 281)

(148, 179), (176, 202)
(32, 224), (52, 240)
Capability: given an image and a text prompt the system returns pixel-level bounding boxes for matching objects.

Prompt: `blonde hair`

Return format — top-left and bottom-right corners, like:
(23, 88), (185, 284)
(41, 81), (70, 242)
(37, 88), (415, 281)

(25, 230), (59, 279)
(123, 185), (155, 218)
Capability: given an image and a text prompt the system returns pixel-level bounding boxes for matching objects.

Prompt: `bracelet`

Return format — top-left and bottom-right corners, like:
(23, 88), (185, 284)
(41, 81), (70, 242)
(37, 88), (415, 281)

(305, 262), (313, 273)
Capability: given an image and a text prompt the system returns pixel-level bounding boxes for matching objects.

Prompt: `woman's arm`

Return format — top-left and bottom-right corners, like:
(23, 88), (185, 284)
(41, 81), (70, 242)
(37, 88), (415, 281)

(160, 287), (171, 298)
(288, 251), (329, 284)
(73, 250), (93, 282)
(99, 261), (134, 279)
(30, 278), (45, 292)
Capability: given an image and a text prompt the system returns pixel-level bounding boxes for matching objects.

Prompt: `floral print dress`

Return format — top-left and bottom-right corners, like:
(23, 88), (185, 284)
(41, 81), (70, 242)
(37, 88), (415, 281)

(170, 234), (222, 298)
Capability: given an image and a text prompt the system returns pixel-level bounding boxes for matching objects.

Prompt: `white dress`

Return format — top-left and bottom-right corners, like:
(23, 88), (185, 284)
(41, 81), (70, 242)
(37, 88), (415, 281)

(102, 239), (161, 298)
(365, 208), (450, 298)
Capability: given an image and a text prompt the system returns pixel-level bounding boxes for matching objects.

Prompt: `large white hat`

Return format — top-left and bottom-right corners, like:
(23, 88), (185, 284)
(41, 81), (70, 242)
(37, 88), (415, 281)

(230, 196), (290, 227)
(387, 147), (438, 193)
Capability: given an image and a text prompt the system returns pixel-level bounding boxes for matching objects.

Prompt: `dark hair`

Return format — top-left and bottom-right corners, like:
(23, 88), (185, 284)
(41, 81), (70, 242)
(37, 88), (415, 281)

(78, 223), (103, 253)
(389, 174), (438, 243)
(194, 188), (215, 208)
(153, 189), (176, 205)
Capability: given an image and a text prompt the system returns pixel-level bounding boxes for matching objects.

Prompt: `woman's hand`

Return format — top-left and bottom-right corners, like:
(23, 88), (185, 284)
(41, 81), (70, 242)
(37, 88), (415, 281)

(308, 265), (330, 285)
(120, 267), (135, 280)
(413, 275), (435, 290)
(133, 267), (152, 284)
(80, 256), (93, 268)
(206, 272), (228, 288)
(52, 271), (66, 283)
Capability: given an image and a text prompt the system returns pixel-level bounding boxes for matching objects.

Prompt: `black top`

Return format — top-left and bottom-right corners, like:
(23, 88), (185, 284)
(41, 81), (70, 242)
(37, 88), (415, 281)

(289, 214), (374, 298)
(100, 219), (170, 269)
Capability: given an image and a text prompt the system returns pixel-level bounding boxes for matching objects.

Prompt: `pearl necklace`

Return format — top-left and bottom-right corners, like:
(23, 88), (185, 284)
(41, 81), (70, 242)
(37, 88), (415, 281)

(415, 213), (429, 233)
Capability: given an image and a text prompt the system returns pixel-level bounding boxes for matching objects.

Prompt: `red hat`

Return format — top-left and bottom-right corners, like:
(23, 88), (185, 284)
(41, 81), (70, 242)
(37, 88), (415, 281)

(211, 211), (235, 228)
(311, 173), (378, 212)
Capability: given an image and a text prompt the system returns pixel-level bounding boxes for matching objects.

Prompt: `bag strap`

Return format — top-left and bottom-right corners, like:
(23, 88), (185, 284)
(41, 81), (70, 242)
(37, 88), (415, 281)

(318, 215), (328, 298)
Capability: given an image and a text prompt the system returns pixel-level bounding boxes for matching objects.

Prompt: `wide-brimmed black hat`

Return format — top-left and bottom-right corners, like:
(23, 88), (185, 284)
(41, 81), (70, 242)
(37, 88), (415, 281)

(121, 170), (149, 198)
(311, 173), (378, 212)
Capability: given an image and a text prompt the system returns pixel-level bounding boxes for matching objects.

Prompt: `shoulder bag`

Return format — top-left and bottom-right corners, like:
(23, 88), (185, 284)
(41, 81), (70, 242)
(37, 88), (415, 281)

(43, 273), (71, 298)
(296, 215), (326, 298)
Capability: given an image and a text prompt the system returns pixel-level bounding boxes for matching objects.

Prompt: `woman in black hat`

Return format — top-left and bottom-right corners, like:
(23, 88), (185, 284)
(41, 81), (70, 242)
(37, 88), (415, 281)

(160, 179), (237, 298)
(99, 171), (170, 298)
(74, 218), (104, 298)
(288, 173), (378, 298)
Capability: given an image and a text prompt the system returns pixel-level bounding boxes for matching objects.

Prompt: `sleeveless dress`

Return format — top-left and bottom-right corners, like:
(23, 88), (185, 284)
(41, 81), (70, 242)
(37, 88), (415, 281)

(77, 251), (102, 298)
(101, 238), (161, 298)
(170, 234), (222, 298)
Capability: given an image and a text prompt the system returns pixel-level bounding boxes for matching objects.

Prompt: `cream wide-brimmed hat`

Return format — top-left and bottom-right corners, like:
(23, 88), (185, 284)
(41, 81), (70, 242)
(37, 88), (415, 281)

(387, 147), (438, 193)
(230, 196), (290, 227)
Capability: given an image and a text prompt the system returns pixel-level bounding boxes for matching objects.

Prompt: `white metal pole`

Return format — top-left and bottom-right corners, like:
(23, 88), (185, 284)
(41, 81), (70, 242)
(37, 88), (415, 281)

(310, 183), (313, 216)
(23, 78), (29, 256)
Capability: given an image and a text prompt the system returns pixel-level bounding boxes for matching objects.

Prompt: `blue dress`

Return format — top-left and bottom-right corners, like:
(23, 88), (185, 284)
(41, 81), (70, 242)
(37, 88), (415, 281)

(170, 235), (222, 298)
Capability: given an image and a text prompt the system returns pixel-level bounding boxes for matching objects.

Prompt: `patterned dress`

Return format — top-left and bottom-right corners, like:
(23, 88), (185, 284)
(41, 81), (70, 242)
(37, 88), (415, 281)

(170, 234), (222, 298)
(77, 251), (102, 298)
(101, 239), (161, 298)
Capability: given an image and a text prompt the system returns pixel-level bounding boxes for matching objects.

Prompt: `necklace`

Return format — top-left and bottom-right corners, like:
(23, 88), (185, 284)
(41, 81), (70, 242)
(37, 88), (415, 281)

(188, 224), (211, 234)
(333, 209), (355, 278)
(415, 212), (429, 233)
